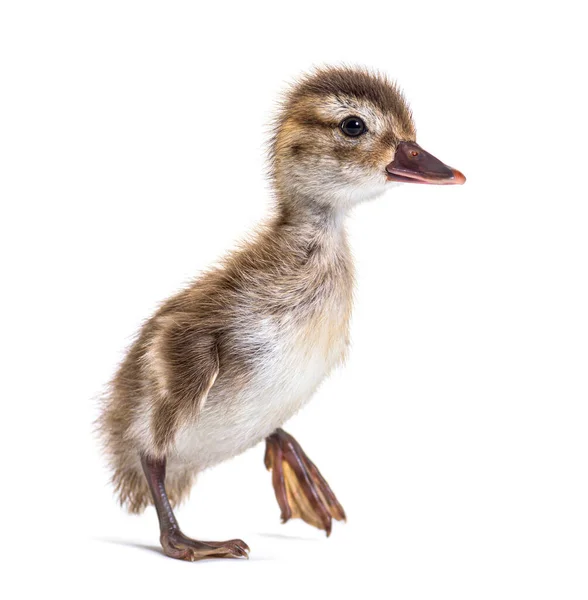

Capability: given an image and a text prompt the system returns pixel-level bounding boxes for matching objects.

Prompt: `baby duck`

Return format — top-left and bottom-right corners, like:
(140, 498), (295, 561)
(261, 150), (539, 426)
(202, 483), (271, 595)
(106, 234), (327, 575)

(99, 66), (465, 561)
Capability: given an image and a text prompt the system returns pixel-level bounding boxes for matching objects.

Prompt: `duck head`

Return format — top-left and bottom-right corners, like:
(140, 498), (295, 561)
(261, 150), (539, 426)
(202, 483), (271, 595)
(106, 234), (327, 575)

(270, 66), (465, 212)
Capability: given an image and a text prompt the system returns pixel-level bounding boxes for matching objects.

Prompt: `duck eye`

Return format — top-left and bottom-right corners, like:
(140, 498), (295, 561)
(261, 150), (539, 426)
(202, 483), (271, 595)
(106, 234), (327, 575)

(340, 116), (366, 137)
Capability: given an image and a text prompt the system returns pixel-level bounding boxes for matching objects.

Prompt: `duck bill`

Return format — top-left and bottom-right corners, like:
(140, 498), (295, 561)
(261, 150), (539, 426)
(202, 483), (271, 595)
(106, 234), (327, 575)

(385, 141), (466, 185)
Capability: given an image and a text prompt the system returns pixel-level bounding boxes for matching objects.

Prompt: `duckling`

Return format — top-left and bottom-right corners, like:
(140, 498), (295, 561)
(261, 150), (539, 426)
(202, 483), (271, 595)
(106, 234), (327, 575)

(99, 66), (465, 562)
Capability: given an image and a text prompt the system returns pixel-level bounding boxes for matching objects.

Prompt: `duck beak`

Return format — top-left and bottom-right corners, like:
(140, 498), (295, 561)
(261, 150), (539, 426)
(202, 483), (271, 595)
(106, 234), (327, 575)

(385, 141), (466, 185)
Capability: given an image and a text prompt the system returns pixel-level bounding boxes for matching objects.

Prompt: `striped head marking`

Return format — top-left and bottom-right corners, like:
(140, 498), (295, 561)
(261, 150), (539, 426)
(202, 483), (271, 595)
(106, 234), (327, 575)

(270, 66), (464, 211)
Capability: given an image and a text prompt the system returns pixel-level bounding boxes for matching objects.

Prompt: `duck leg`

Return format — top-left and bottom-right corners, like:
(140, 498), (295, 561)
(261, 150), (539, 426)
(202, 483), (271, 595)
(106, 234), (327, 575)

(264, 428), (346, 536)
(141, 454), (249, 561)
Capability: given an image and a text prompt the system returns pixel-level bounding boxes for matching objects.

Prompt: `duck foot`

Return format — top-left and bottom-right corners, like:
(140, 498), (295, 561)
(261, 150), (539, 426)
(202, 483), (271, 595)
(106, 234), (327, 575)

(161, 530), (250, 562)
(264, 428), (346, 536)
(141, 453), (249, 562)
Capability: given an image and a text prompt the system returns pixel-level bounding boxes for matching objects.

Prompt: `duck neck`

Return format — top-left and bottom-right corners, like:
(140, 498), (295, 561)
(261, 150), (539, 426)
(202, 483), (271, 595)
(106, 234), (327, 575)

(273, 192), (347, 244)
(262, 192), (354, 293)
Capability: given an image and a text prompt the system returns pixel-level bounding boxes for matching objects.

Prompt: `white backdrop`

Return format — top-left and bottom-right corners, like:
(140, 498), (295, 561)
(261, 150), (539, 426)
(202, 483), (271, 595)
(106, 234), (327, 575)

(1, 1), (587, 598)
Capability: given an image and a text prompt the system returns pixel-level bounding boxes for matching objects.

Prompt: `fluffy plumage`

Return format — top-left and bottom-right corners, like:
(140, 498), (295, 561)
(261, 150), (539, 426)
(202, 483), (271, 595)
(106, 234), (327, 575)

(98, 66), (415, 513)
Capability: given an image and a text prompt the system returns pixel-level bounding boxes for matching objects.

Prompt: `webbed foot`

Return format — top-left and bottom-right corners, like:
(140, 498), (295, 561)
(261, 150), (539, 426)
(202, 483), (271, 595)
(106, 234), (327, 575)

(264, 428), (346, 536)
(161, 530), (250, 562)
(141, 453), (250, 562)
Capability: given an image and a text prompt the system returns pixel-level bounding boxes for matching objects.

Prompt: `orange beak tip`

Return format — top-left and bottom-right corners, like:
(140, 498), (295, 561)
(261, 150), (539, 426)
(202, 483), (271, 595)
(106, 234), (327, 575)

(451, 169), (466, 185)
